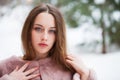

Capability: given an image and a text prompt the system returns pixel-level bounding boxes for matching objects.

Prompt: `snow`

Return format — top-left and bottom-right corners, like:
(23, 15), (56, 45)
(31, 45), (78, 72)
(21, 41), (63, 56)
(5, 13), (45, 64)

(0, 5), (120, 80)
(112, 11), (120, 21)
(0, 5), (31, 59)
(66, 23), (102, 53)
(94, 0), (105, 4)
(80, 52), (120, 80)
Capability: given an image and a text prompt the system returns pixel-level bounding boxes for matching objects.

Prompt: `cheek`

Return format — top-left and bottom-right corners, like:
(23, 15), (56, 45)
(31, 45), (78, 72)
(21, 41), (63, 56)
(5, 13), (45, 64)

(31, 32), (39, 44)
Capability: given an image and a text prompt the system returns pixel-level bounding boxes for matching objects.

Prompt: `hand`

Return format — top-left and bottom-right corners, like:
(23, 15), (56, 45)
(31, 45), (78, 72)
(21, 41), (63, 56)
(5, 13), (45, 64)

(9, 62), (40, 80)
(66, 54), (89, 80)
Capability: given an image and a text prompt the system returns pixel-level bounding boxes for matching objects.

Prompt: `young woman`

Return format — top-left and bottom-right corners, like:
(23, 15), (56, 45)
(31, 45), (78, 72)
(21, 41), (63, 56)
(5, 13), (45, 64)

(0, 3), (96, 80)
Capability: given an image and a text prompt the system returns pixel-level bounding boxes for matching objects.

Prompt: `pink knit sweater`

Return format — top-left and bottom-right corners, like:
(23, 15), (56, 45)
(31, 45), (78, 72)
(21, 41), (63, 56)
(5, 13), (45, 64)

(0, 56), (96, 80)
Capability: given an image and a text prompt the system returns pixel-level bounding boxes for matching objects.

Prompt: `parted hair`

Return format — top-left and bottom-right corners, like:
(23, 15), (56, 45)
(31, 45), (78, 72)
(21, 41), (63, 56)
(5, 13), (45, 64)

(21, 3), (74, 72)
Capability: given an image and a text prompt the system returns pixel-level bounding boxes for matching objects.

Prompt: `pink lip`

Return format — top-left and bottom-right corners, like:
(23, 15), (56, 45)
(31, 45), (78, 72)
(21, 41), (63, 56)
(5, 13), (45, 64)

(38, 43), (48, 47)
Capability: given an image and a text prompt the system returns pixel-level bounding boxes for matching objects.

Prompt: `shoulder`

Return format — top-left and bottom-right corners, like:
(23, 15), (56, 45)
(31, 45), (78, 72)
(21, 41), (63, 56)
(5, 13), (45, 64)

(0, 55), (23, 65)
(0, 56), (25, 76)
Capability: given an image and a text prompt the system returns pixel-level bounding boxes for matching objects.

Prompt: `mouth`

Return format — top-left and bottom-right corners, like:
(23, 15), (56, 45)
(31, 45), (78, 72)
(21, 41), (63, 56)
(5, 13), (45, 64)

(38, 43), (48, 47)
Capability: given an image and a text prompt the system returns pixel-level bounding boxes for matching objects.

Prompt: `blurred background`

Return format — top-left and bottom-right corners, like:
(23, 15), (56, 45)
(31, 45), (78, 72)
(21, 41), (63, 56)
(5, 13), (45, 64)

(0, 0), (120, 80)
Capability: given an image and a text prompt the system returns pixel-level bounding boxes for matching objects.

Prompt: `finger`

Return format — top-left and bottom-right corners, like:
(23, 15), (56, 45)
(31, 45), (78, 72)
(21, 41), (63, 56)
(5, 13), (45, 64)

(26, 73), (40, 79)
(18, 62), (30, 72)
(66, 59), (74, 65)
(66, 55), (74, 61)
(12, 66), (19, 72)
(67, 54), (76, 58)
(24, 67), (39, 75)
(67, 54), (81, 61)
(15, 66), (19, 71)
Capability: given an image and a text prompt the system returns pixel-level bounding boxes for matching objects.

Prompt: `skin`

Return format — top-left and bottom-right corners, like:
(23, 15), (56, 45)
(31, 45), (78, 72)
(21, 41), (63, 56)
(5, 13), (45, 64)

(9, 12), (56, 80)
(66, 54), (89, 80)
(9, 62), (40, 80)
(9, 12), (89, 80)
(31, 12), (56, 59)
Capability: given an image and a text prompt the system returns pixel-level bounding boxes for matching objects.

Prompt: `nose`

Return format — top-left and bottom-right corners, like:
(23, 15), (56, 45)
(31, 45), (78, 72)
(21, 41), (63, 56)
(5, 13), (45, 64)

(41, 31), (48, 41)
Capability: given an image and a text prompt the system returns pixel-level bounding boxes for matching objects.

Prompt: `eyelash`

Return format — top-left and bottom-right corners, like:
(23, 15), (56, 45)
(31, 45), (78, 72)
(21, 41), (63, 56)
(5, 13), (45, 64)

(49, 30), (56, 34)
(33, 27), (56, 34)
(34, 27), (42, 32)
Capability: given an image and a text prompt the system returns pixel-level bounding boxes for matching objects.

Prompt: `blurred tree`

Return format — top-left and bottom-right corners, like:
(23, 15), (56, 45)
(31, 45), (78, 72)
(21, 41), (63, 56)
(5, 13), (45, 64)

(31, 0), (120, 53)
(55, 0), (120, 54)
(108, 21), (120, 46)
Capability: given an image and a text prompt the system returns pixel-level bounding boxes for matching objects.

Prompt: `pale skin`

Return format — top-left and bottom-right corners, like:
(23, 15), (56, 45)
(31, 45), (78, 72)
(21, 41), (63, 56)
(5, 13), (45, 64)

(66, 54), (89, 80)
(9, 55), (89, 80)
(31, 12), (56, 59)
(9, 62), (40, 80)
(9, 12), (89, 80)
(9, 12), (56, 80)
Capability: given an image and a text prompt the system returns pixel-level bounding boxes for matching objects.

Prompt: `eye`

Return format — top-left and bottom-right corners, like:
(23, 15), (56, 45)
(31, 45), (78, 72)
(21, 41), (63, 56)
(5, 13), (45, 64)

(34, 27), (42, 32)
(49, 29), (56, 34)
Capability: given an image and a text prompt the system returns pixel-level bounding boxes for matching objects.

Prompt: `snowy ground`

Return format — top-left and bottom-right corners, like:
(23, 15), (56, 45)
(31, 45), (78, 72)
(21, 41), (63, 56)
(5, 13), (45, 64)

(0, 5), (120, 80)
(79, 52), (120, 80)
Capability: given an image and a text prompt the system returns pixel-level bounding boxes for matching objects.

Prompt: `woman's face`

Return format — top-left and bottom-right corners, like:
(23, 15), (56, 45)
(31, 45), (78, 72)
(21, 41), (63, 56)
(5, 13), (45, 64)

(31, 12), (56, 59)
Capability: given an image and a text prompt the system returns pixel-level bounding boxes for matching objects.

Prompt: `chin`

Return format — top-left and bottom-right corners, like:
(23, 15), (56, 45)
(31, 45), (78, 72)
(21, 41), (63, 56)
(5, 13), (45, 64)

(38, 51), (49, 55)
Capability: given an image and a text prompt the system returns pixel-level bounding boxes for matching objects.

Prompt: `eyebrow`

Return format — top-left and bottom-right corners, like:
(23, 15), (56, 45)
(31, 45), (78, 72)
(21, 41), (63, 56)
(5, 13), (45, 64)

(34, 24), (56, 28)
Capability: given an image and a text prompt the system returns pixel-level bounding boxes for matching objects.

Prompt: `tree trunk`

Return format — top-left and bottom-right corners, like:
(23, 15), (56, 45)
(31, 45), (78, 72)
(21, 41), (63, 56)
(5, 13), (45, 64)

(101, 22), (106, 54)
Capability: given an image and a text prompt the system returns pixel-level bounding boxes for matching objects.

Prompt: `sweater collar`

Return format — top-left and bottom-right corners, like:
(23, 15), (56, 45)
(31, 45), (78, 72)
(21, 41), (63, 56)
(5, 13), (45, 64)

(38, 57), (53, 66)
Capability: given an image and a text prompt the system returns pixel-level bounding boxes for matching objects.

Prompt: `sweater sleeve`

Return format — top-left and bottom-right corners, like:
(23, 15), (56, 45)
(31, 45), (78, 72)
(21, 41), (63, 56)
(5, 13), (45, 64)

(0, 59), (7, 77)
(72, 69), (97, 80)
(0, 56), (19, 80)
(0, 60), (12, 80)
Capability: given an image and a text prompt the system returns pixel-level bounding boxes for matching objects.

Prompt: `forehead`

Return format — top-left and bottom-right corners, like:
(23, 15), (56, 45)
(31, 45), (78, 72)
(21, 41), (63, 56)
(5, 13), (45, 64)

(34, 12), (55, 28)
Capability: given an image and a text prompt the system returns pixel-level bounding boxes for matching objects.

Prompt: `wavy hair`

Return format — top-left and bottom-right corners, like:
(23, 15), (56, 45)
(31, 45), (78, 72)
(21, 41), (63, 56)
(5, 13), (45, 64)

(21, 3), (74, 72)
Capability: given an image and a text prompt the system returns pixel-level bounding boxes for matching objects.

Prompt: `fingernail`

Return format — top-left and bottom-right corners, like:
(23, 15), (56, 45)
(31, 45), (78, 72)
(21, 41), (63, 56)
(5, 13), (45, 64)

(34, 67), (39, 70)
(26, 61), (31, 64)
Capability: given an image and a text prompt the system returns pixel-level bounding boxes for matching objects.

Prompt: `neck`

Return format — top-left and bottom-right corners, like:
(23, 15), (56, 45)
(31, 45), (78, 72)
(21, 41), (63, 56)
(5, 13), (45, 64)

(36, 53), (49, 60)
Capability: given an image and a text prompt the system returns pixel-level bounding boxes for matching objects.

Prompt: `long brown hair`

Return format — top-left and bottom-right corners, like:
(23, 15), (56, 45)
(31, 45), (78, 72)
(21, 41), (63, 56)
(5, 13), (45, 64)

(21, 3), (74, 72)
